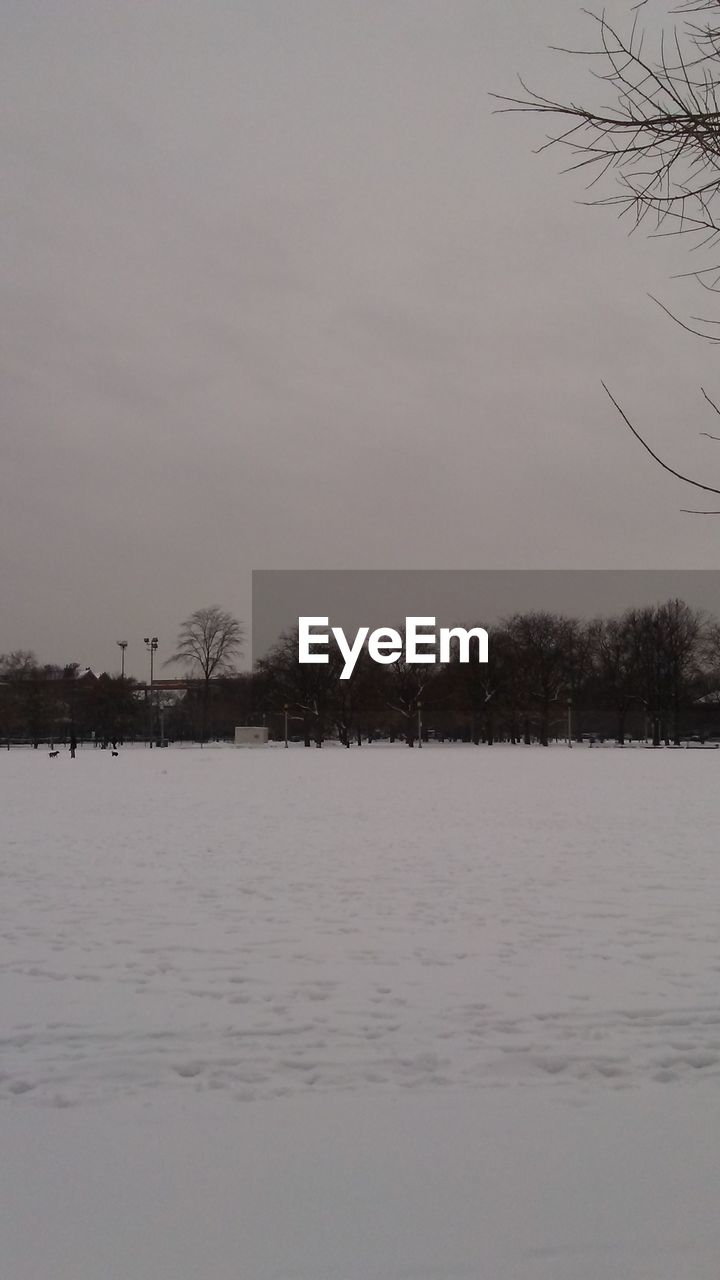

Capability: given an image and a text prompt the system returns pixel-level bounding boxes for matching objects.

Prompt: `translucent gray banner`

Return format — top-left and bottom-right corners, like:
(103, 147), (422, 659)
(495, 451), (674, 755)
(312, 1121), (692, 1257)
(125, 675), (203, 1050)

(252, 569), (720, 666)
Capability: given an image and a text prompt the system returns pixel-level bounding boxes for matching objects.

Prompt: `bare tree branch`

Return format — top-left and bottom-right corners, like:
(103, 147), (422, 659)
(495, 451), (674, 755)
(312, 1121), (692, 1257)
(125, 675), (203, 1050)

(602, 381), (720, 498)
(493, 6), (720, 241)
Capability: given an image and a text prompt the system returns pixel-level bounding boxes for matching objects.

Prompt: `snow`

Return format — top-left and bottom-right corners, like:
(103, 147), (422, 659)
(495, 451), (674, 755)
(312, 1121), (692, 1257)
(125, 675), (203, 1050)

(3, 744), (720, 1277)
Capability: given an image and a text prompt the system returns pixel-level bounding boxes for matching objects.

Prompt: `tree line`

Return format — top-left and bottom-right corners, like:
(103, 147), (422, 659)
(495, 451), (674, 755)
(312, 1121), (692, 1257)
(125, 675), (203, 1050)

(258, 599), (720, 747)
(4, 598), (720, 749)
(0, 606), (247, 749)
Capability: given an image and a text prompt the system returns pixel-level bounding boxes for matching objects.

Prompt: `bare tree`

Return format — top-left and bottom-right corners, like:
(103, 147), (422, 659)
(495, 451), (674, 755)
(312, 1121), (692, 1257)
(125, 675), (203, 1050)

(495, 2), (720, 508)
(504, 612), (579, 746)
(495, 4), (720, 247)
(589, 614), (641, 745)
(167, 606), (244, 740)
(256, 626), (340, 747)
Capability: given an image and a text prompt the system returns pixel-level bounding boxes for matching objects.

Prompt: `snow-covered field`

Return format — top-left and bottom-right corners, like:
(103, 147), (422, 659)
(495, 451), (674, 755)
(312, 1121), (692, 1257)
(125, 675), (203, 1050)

(3, 744), (720, 1278)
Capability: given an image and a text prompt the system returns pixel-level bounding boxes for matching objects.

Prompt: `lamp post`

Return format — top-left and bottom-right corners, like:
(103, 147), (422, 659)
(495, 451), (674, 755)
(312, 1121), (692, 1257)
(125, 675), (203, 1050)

(144, 636), (158, 747)
(417, 699), (423, 749)
(567, 697), (573, 748)
(116, 640), (128, 680)
(284, 703), (289, 748)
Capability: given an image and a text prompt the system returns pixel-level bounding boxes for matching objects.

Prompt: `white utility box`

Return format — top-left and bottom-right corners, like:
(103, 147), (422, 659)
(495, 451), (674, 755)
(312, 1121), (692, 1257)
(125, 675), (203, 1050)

(234, 726), (269, 747)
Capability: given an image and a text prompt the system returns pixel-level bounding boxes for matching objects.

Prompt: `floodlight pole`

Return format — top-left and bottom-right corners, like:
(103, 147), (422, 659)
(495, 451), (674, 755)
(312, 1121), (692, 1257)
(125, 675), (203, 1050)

(144, 636), (158, 747)
(116, 640), (128, 680)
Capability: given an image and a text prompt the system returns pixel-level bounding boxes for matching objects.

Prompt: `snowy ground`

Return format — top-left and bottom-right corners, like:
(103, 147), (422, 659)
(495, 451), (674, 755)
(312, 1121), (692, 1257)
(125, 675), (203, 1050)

(3, 744), (720, 1278)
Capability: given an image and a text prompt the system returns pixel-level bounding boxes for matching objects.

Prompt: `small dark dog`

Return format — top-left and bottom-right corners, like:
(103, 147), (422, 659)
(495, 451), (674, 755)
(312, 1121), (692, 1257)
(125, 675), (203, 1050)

(48, 751), (59, 758)
(111, 750), (119, 757)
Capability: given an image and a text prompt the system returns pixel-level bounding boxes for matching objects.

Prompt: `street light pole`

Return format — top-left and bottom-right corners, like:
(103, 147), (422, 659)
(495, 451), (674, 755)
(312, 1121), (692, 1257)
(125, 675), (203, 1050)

(417, 699), (423, 749)
(567, 698), (573, 748)
(116, 640), (128, 680)
(144, 637), (158, 747)
(284, 704), (289, 748)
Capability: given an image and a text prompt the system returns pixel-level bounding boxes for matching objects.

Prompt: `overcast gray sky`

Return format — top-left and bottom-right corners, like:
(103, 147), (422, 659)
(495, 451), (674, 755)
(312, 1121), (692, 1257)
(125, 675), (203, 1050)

(4, 1), (720, 678)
